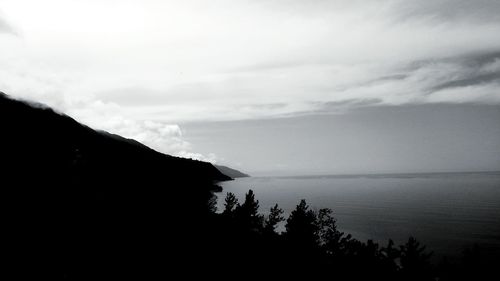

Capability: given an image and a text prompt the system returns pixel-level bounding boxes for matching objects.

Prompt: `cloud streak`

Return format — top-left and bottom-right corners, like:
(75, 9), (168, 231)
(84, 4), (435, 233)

(0, 14), (16, 35)
(391, 0), (500, 23)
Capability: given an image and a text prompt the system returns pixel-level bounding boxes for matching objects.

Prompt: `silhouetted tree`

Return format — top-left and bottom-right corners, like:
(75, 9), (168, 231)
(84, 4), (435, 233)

(235, 190), (264, 231)
(381, 239), (399, 261)
(285, 199), (319, 246)
(206, 192), (217, 213)
(223, 192), (239, 215)
(400, 237), (434, 280)
(264, 204), (284, 234)
(380, 239), (400, 275)
(316, 208), (346, 255)
(240, 190), (259, 214)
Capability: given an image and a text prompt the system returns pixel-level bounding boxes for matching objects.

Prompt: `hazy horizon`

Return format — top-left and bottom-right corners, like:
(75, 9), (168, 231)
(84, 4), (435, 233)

(243, 169), (500, 178)
(183, 103), (500, 176)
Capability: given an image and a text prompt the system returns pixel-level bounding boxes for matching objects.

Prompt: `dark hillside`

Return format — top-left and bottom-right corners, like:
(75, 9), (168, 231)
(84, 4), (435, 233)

(0, 92), (229, 279)
(215, 164), (250, 178)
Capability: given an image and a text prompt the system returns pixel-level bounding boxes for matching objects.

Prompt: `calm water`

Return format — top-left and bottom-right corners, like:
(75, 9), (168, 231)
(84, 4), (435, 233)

(216, 171), (500, 260)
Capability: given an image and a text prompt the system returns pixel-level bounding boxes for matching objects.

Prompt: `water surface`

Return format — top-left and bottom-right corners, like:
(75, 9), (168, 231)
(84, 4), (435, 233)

(217, 171), (500, 260)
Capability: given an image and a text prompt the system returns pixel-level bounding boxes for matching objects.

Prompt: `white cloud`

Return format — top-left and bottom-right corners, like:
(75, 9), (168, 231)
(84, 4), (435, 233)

(2, 87), (217, 162)
(0, 0), (499, 124)
(0, 12), (17, 35)
(426, 83), (500, 104)
(64, 99), (218, 162)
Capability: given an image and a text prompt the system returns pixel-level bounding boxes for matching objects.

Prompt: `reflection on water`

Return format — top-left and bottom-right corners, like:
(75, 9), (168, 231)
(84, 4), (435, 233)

(217, 171), (500, 260)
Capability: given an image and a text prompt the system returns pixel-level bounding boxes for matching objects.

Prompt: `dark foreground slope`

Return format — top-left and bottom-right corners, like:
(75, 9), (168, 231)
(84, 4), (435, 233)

(0, 92), (231, 279)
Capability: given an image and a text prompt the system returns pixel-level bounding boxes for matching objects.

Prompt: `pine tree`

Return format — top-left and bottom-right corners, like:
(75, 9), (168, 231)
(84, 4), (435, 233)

(285, 199), (319, 245)
(400, 237), (434, 280)
(236, 190), (263, 231)
(223, 192), (239, 215)
(264, 204), (284, 233)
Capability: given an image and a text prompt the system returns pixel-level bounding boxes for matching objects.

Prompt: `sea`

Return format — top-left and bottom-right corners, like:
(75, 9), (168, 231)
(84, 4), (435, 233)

(216, 171), (500, 261)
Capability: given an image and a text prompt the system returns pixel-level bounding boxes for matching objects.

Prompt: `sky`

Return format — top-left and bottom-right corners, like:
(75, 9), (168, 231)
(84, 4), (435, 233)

(1, 0), (500, 175)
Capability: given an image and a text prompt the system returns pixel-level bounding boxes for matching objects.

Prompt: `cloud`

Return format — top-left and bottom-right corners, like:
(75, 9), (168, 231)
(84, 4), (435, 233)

(325, 51), (500, 106)
(264, 0), (500, 23)
(0, 19), (12, 33)
(0, 18), (13, 34)
(426, 83), (500, 104)
(1, 87), (218, 162)
(0, 10), (18, 35)
(0, 0), (500, 123)
(65, 99), (219, 163)
(110, 51), (500, 121)
(391, 0), (500, 23)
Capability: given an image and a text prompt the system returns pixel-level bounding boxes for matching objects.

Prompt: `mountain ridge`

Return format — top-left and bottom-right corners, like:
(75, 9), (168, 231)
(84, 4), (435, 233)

(215, 164), (250, 178)
(0, 92), (231, 183)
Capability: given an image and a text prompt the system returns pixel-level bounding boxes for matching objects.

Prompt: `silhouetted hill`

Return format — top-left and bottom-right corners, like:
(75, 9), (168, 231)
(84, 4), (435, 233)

(215, 164), (250, 178)
(0, 92), (229, 279)
(0, 92), (229, 184)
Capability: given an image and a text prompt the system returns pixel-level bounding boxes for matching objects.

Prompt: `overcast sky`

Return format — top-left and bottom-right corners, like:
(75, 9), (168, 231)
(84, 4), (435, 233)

(1, 0), (499, 175)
